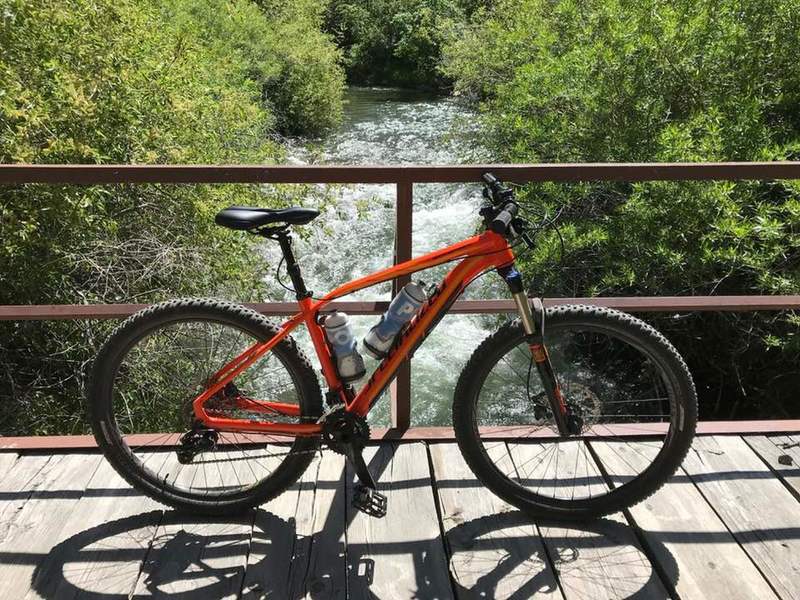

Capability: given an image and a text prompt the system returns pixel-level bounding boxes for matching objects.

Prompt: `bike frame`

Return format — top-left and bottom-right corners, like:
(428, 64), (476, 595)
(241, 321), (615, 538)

(191, 230), (516, 436)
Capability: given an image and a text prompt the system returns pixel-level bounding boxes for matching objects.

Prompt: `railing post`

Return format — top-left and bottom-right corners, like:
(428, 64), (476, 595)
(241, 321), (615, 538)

(390, 180), (413, 431)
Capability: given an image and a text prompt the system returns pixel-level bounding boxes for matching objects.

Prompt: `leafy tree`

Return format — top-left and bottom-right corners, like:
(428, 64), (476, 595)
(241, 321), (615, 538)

(325, 0), (465, 88)
(443, 0), (800, 418)
(0, 0), (343, 434)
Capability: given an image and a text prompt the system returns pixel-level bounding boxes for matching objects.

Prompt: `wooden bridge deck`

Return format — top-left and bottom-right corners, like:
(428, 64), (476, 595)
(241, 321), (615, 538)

(1, 432), (799, 599)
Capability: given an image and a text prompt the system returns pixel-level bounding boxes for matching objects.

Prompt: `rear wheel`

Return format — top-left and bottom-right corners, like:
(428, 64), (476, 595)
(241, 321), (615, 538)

(88, 299), (323, 514)
(453, 305), (697, 520)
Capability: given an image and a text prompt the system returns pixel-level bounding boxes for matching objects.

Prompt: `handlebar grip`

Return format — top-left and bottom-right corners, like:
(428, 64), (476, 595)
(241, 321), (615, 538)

(482, 172), (499, 187)
(490, 202), (518, 234)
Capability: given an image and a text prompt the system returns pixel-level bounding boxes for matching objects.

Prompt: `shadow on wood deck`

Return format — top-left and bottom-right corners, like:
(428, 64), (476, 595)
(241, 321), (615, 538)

(1, 432), (799, 599)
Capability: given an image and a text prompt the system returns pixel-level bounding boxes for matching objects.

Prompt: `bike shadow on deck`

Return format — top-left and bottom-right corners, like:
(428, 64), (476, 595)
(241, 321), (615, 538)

(22, 509), (692, 600)
(15, 450), (795, 599)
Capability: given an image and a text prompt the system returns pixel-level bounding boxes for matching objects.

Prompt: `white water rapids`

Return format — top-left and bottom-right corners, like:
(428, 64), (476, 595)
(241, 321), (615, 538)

(264, 87), (508, 426)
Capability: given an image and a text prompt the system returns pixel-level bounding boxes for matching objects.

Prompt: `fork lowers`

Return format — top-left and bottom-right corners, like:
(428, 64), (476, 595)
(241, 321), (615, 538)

(498, 264), (578, 436)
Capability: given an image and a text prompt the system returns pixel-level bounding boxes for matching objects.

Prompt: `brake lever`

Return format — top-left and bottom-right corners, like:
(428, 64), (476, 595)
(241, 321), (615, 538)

(509, 217), (537, 248)
(521, 231), (536, 249)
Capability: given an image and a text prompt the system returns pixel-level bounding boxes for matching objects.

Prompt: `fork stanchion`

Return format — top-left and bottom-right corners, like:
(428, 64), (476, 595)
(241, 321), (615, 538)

(390, 180), (414, 431)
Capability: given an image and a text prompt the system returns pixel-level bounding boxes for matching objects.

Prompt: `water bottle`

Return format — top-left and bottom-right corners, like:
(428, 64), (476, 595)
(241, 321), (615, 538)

(324, 312), (366, 382)
(363, 281), (427, 359)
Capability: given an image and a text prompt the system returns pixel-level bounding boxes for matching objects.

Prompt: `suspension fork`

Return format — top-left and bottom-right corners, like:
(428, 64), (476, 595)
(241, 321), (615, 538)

(498, 265), (575, 436)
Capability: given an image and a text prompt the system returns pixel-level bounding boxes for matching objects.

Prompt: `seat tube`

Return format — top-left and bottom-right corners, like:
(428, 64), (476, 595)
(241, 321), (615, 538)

(277, 232), (311, 300)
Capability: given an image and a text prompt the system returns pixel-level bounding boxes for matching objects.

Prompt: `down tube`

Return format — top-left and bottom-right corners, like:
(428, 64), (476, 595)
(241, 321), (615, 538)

(347, 248), (514, 416)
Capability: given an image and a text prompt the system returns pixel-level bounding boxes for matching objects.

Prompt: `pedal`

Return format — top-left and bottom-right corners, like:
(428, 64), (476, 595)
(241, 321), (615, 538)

(352, 484), (387, 518)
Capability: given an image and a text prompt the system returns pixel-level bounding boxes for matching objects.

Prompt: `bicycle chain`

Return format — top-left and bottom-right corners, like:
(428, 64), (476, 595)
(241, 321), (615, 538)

(181, 403), (368, 463)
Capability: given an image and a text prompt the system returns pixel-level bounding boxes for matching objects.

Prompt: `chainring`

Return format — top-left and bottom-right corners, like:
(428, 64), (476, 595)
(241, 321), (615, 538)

(319, 404), (371, 455)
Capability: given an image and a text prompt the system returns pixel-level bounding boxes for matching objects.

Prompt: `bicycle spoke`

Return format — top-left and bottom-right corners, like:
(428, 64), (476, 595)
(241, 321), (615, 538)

(107, 316), (312, 500)
(473, 320), (680, 503)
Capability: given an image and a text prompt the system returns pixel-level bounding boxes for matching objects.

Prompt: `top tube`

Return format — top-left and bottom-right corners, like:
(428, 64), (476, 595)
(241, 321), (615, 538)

(319, 231), (511, 305)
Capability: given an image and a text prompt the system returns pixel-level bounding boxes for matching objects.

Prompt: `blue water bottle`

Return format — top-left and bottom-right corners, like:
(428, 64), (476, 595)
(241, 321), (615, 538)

(363, 281), (426, 358)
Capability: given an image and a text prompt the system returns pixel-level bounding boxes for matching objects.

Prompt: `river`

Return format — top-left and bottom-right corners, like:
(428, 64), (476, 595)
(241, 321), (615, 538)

(266, 87), (505, 426)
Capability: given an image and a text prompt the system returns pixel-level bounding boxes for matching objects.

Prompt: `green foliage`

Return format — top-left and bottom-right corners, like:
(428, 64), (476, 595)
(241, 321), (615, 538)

(325, 0), (465, 88)
(0, 0), (344, 434)
(444, 0), (800, 418)
(255, 0), (346, 133)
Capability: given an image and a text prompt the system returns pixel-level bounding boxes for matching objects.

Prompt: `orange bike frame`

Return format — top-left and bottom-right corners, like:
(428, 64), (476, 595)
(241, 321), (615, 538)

(192, 230), (515, 436)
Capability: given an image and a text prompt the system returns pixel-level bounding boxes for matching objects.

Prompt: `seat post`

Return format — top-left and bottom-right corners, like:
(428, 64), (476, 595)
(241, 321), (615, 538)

(276, 231), (311, 299)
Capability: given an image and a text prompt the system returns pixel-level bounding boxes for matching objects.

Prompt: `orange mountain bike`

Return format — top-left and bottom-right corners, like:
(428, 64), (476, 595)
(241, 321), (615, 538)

(88, 173), (697, 519)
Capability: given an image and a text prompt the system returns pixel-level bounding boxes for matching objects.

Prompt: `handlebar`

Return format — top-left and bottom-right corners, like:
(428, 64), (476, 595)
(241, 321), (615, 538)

(481, 172), (519, 235)
(490, 202), (518, 233)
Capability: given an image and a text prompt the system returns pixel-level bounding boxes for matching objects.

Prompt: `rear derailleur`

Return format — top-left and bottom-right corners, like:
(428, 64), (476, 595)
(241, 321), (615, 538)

(176, 423), (219, 464)
(321, 405), (387, 518)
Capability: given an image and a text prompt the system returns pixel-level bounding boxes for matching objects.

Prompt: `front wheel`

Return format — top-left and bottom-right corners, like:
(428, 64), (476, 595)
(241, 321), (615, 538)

(453, 304), (697, 520)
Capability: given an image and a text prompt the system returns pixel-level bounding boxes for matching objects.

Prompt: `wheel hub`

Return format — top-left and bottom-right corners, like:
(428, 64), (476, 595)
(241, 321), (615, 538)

(562, 382), (602, 431)
(204, 382), (240, 415)
(529, 382), (599, 434)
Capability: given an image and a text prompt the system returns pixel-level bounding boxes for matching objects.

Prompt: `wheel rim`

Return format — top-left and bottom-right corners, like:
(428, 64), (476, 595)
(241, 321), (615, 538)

(473, 320), (679, 504)
(106, 317), (312, 500)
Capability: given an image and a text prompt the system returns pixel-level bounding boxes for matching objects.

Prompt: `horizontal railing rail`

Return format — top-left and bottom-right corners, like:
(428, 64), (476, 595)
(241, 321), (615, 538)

(3, 419), (800, 450)
(3, 296), (800, 320)
(3, 161), (800, 432)
(3, 162), (800, 183)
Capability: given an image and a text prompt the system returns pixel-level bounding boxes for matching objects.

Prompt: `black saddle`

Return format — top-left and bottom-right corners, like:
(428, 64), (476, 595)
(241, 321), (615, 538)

(215, 206), (320, 231)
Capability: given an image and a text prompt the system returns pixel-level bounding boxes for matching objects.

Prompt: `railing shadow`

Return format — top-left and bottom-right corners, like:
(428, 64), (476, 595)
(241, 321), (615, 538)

(1, 466), (794, 502)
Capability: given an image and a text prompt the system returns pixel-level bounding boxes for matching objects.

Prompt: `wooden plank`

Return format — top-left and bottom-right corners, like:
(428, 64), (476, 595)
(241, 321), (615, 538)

(430, 442), (563, 599)
(242, 451), (347, 599)
(682, 435), (800, 600)
(130, 452), (254, 599)
(507, 441), (669, 599)
(0, 454), (52, 515)
(743, 434), (800, 498)
(131, 513), (253, 598)
(240, 454), (319, 599)
(26, 458), (162, 600)
(0, 453), (57, 596)
(0, 453), (19, 482)
(0, 454), (102, 598)
(346, 443), (452, 599)
(288, 453), (347, 599)
(592, 440), (778, 600)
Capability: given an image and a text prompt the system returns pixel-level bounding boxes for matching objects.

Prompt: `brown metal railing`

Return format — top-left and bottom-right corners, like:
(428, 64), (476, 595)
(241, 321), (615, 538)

(3, 162), (800, 431)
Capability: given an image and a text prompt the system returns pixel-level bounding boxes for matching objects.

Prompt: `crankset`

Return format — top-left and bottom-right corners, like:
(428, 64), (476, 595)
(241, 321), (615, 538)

(320, 405), (387, 518)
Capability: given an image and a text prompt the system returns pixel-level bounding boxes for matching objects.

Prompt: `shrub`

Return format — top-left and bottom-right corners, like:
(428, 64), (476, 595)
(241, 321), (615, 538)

(0, 0), (343, 434)
(443, 0), (800, 418)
